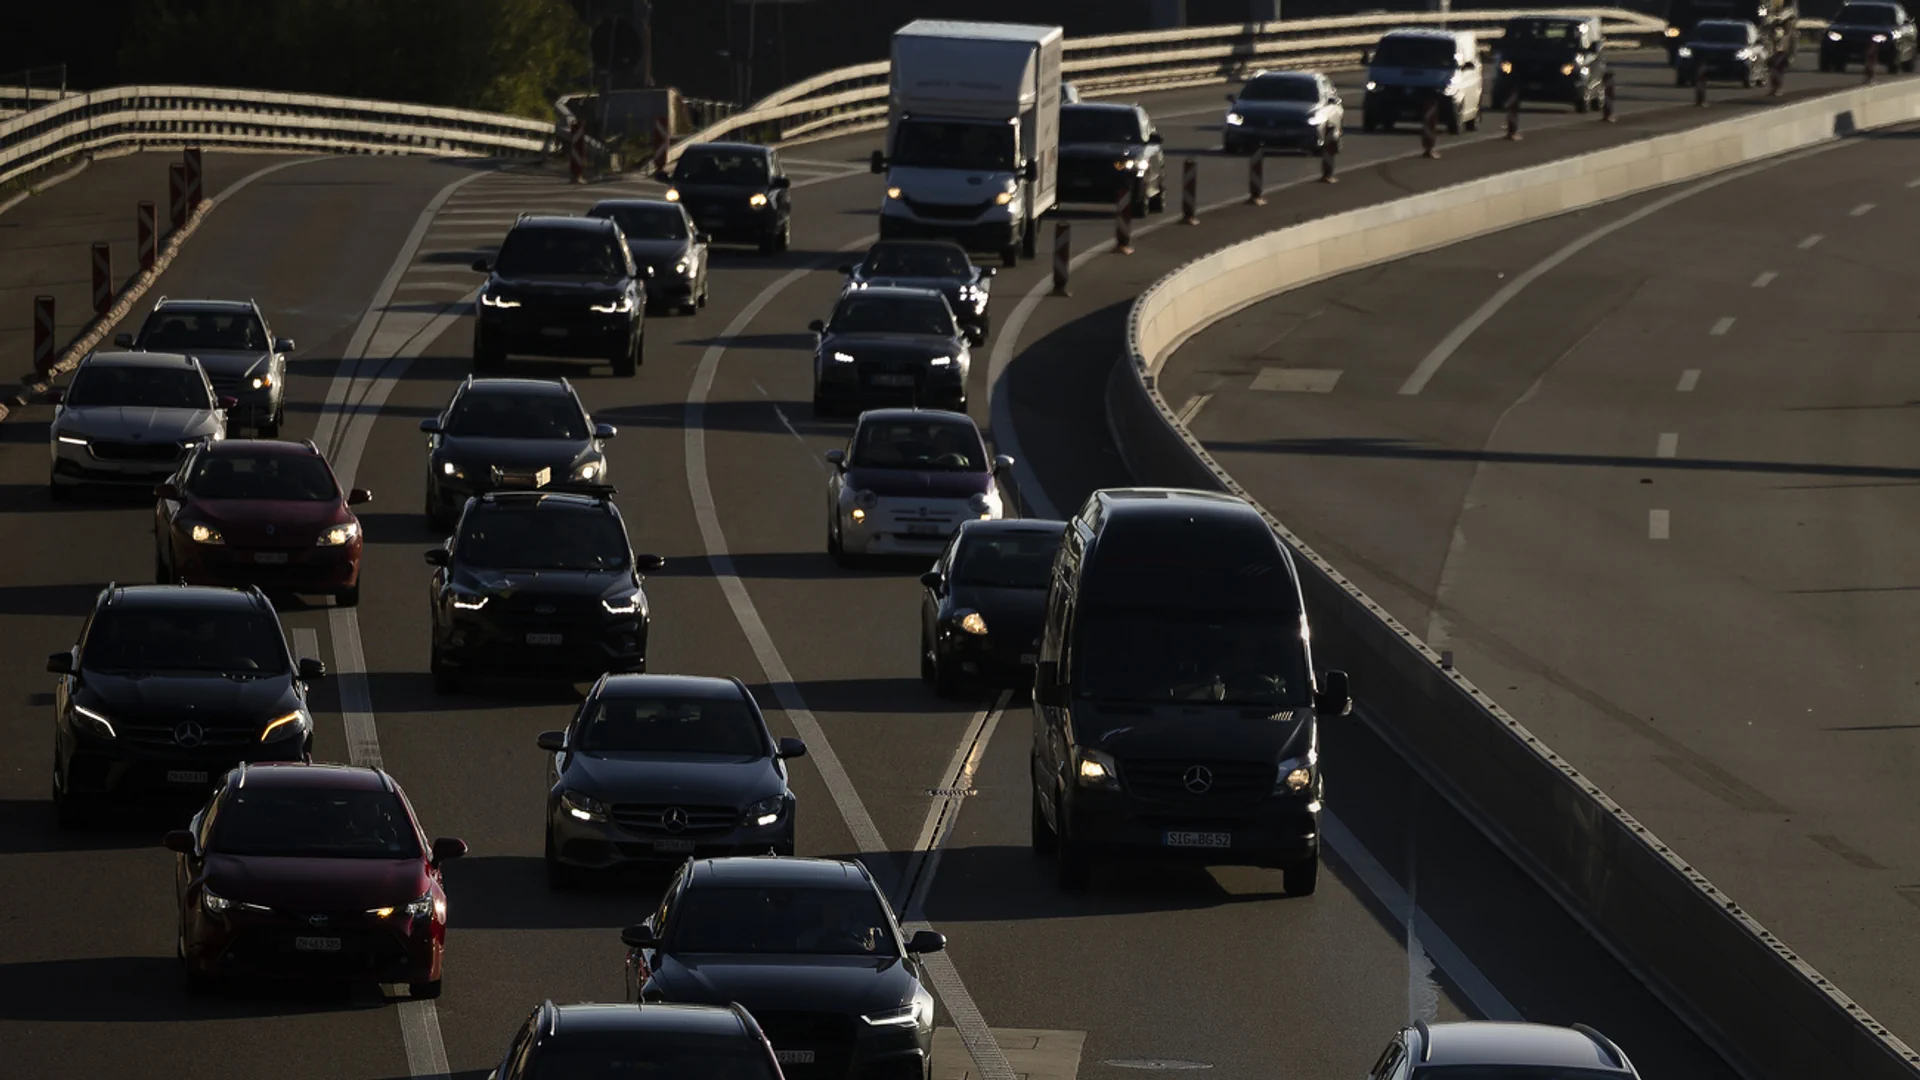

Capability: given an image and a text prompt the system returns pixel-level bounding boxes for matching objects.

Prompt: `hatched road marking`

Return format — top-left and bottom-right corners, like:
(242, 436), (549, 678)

(1751, 271), (1776, 288)
(1657, 433), (1679, 458)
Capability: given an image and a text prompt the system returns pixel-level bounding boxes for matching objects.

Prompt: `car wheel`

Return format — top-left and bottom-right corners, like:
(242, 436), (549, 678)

(1001, 241), (1019, 267)
(920, 629), (936, 684)
(1574, 92), (1590, 114)
(48, 479), (71, 503)
(180, 934), (217, 994)
(1129, 183), (1147, 218)
(1030, 780), (1058, 854)
(409, 979), (442, 1000)
(932, 650), (961, 699)
(1147, 183), (1166, 214)
(612, 335), (638, 378)
(828, 518), (848, 566)
(1284, 852), (1321, 897)
(545, 830), (576, 890)
(776, 217), (792, 253)
(1675, 71), (1689, 87)
(51, 758), (85, 830)
(1020, 214), (1038, 258)
(335, 584), (360, 608)
(1055, 810), (1091, 891)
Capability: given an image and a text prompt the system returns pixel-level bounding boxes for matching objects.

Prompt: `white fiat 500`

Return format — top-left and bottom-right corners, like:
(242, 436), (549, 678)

(825, 408), (1014, 563)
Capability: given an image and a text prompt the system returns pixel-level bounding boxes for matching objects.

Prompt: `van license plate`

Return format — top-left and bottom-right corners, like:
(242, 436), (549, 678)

(1165, 831), (1231, 849)
(293, 936), (342, 952)
(775, 1050), (816, 1065)
(254, 552), (289, 564)
(166, 770), (209, 784)
(653, 839), (696, 854)
(526, 633), (563, 645)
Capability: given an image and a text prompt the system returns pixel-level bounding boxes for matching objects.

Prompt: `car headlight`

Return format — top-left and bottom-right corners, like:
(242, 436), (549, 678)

(189, 523), (224, 545)
(451, 593), (489, 611)
(602, 590), (642, 615)
(1665, 25), (1680, 36)
(850, 507), (866, 523)
(1829, 30), (1842, 40)
(201, 887), (233, 915)
(317, 522), (359, 547)
(1874, 32), (1889, 42)
(589, 294), (634, 314)
(573, 459), (603, 481)
(748, 192), (769, 208)
(560, 789), (609, 823)
(832, 351), (857, 363)
(1113, 159), (1134, 171)
(957, 611), (988, 636)
(968, 491), (999, 519)
(1500, 60), (1513, 73)
(72, 704), (116, 739)
(742, 795), (785, 827)
(928, 355), (952, 367)
(1076, 747), (1120, 790)
(853, 489), (879, 510)
(1677, 46), (1693, 57)
(55, 430), (88, 446)
(886, 186), (902, 199)
(480, 291), (520, 309)
(665, 188), (681, 201)
(1365, 80), (1378, 91)
(1224, 111), (1244, 125)
(862, 994), (932, 1028)
(249, 374), (273, 390)
(1560, 63), (1576, 75)
(673, 259), (690, 276)
(440, 460), (464, 478)
(260, 709), (307, 742)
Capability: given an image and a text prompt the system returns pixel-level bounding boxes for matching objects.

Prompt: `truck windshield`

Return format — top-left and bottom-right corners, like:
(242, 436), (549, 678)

(1076, 611), (1310, 708)
(893, 120), (1016, 171)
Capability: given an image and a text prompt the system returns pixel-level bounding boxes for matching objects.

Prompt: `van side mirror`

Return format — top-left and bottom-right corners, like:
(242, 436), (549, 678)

(47, 651), (74, 675)
(1315, 669), (1352, 717)
(43, 387), (63, 405)
(838, 264), (854, 275)
(621, 923), (658, 949)
(1225, 92), (1237, 102)
(992, 453), (1014, 474)
(824, 449), (845, 468)
(113, 332), (135, 348)
(1035, 660), (1062, 707)
(299, 657), (328, 680)
(163, 829), (196, 855)
(537, 730), (567, 753)
(654, 169), (671, 183)
(979, 266), (996, 278)
(772, 175), (791, 189)
(869, 149), (886, 173)
(1148, 131), (1164, 145)
(1022, 160), (1038, 183)
(777, 736), (808, 759)
(217, 396), (239, 410)
(696, 232), (712, 244)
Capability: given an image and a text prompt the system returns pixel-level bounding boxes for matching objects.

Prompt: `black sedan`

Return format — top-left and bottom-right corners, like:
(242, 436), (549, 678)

(1058, 102), (1166, 215)
(919, 519), (1064, 696)
(840, 240), (995, 346)
(471, 215), (645, 376)
(587, 197), (710, 314)
(810, 286), (971, 416)
(420, 377), (615, 531)
(537, 674), (807, 887)
(658, 142), (792, 255)
(1675, 19), (1769, 86)
(623, 856), (946, 1080)
(1820, 1), (1918, 71)
(1222, 71), (1345, 155)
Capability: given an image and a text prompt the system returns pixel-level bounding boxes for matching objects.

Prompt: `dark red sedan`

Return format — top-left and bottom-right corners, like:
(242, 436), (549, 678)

(154, 439), (370, 606)
(164, 762), (467, 998)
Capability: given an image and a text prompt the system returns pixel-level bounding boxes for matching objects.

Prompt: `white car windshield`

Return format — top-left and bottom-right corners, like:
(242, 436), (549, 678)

(65, 366), (209, 409)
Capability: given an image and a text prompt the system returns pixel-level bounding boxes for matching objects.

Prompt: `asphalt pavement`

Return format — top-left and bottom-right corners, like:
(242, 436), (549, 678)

(0, 53), (1874, 1080)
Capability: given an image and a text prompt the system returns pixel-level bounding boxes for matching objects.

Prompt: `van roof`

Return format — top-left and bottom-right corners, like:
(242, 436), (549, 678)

(1078, 489), (1301, 612)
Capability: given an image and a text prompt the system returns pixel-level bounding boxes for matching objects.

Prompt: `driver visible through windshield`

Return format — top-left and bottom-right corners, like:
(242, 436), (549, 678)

(891, 120), (1017, 171)
(457, 510), (629, 571)
(187, 453), (338, 502)
(851, 419), (986, 472)
(1078, 612), (1309, 707)
(577, 696), (766, 757)
(670, 886), (896, 956)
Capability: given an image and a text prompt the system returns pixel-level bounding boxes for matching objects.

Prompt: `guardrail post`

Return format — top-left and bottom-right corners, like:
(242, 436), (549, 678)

(651, 116), (670, 175)
(1505, 88), (1522, 141)
(1114, 188), (1134, 255)
(1421, 97), (1441, 158)
(1601, 70), (1617, 122)
(182, 146), (203, 209)
(91, 242), (112, 316)
(137, 201), (157, 271)
(1246, 149), (1266, 206)
(168, 163), (188, 229)
(33, 296), (55, 377)
(1180, 158), (1198, 224)
(568, 118), (586, 183)
(1051, 222), (1070, 297)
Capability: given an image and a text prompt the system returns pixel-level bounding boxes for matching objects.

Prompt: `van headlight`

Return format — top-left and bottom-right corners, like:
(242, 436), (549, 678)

(72, 705), (117, 739)
(1275, 750), (1318, 793)
(1076, 747), (1120, 789)
(664, 188), (680, 201)
(994, 190), (1015, 206)
(928, 355), (952, 367)
(957, 611), (988, 635)
(1665, 25), (1681, 37)
(741, 795), (785, 827)
(260, 709), (308, 742)
(201, 887), (233, 915)
(1874, 33), (1889, 42)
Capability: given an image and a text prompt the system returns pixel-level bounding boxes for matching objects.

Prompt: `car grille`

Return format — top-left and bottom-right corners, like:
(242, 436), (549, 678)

(1122, 759), (1276, 807)
(119, 721), (259, 751)
(206, 372), (247, 397)
(1060, 159), (1119, 184)
(750, 1011), (857, 1080)
(487, 464), (553, 489)
(89, 439), (187, 463)
(609, 802), (739, 835)
(901, 195), (993, 221)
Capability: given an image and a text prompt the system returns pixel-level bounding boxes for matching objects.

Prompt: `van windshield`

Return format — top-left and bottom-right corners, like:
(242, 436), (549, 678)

(1076, 611), (1310, 707)
(1371, 36), (1459, 69)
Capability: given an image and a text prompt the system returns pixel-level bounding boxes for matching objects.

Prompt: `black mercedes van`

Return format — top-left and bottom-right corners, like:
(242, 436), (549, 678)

(1028, 488), (1350, 895)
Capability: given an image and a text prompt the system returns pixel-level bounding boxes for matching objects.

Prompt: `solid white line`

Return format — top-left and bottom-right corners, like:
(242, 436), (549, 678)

(1798, 233), (1824, 249)
(1907, 177), (1920, 188)
(1656, 432), (1678, 458)
(1677, 369), (1700, 392)
(1851, 202), (1876, 216)
(902, 693), (1009, 918)
(1751, 271), (1776, 288)
(1174, 393), (1212, 425)
(1709, 316), (1734, 336)
(291, 628), (321, 667)
(1649, 509), (1671, 540)
(398, 999), (452, 1080)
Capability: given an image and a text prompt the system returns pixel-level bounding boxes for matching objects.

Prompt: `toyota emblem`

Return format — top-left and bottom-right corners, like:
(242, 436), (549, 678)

(307, 914), (329, 927)
(662, 807), (689, 833)
(173, 721), (206, 749)
(1182, 765), (1214, 794)
(535, 604), (556, 615)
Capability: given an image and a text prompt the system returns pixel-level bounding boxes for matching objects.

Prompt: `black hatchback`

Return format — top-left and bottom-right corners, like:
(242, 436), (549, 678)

(841, 240), (995, 346)
(419, 377), (616, 531)
(659, 142), (792, 254)
(919, 519), (1065, 695)
(487, 1000), (785, 1080)
(471, 215), (646, 376)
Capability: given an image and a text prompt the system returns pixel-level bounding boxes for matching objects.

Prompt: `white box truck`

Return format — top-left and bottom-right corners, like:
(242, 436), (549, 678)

(870, 19), (1063, 267)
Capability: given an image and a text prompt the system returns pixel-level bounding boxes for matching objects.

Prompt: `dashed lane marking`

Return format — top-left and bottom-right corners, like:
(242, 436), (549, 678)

(1657, 433), (1678, 458)
(1650, 509), (1671, 540)
(1851, 202), (1876, 216)
(1174, 393), (1212, 425)
(1677, 369), (1700, 392)
(1250, 367), (1341, 392)
(1798, 233), (1824, 249)
(1709, 317), (1734, 336)
(1751, 271), (1776, 288)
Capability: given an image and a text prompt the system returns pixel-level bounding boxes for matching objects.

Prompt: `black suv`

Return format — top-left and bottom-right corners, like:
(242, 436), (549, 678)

(49, 584), (327, 823)
(1491, 15), (1607, 112)
(419, 377), (617, 531)
(426, 490), (663, 692)
(1057, 102), (1166, 216)
(658, 142), (792, 255)
(114, 297), (294, 435)
(487, 1000), (784, 1080)
(1819, 1), (1917, 70)
(471, 215), (645, 376)
(810, 286), (972, 415)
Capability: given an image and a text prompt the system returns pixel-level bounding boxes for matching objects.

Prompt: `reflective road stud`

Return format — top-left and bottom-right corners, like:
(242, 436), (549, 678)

(1051, 222), (1070, 296)
(32, 296), (54, 377)
(91, 242), (112, 316)
(1114, 188), (1134, 255)
(137, 201), (157, 271)
(1180, 158), (1198, 224)
(182, 146), (204, 210)
(168, 163), (188, 229)
(1247, 149), (1266, 206)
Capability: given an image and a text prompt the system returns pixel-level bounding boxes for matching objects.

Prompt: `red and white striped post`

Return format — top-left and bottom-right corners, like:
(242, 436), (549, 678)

(1113, 188), (1134, 255)
(1050, 222), (1070, 297)
(137, 201), (157, 271)
(1601, 69), (1617, 122)
(168, 163), (188, 229)
(1180, 157), (1199, 225)
(1246, 149), (1266, 206)
(182, 147), (204, 210)
(568, 119), (587, 184)
(90, 242), (112, 316)
(651, 115), (670, 175)
(32, 296), (55, 376)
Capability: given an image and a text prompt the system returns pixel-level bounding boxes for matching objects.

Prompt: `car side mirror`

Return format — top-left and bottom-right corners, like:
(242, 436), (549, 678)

(537, 730), (567, 753)
(274, 337), (295, 353)
(777, 736), (808, 759)
(1021, 160), (1038, 183)
(155, 480), (181, 499)
(163, 829), (196, 855)
(809, 319), (826, 334)
(431, 837), (468, 865)
(992, 453), (1014, 473)
(1148, 131), (1163, 144)
(113, 332), (135, 348)
(471, 258), (491, 273)
(772, 175), (791, 189)
(980, 266), (996, 278)
(824, 449), (845, 468)
(1360, 48), (1373, 64)
(1315, 669), (1353, 717)
(654, 169), (671, 183)
(217, 395), (239, 410)
(43, 387), (63, 405)
(347, 488), (372, 506)
(1034, 660), (1061, 707)
(299, 657), (328, 680)
(621, 923), (658, 949)
(594, 422), (617, 439)
(869, 149), (887, 173)
(635, 554), (666, 572)
(1225, 92), (1237, 102)
(907, 929), (946, 954)
(424, 547), (450, 567)
(418, 418), (442, 434)
(47, 651), (74, 675)
(919, 570), (943, 590)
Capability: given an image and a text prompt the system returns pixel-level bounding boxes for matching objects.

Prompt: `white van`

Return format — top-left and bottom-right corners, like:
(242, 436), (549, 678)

(1361, 28), (1484, 134)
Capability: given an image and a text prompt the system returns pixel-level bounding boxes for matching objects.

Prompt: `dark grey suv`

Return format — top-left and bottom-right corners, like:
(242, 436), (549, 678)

(471, 215), (645, 376)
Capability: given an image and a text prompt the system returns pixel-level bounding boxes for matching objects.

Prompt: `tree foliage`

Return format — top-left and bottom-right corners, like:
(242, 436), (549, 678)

(115, 0), (588, 118)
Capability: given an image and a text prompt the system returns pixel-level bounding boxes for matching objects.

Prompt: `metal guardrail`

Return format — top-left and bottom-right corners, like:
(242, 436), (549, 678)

(0, 84), (554, 188)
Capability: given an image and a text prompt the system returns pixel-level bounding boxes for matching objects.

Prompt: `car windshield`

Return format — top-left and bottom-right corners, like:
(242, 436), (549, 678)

(1412, 1068), (1633, 1080)
(671, 886), (898, 956)
(83, 608), (289, 675)
(1238, 76), (1319, 102)
(1076, 612), (1310, 707)
(892, 119), (1017, 170)
(495, 228), (626, 278)
(64, 365), (209, 410)
(863, 244), (971, 279)
(1837, 3), (1899, 22)
(594, 203), (690, 241)
(578, 695), (766, 757)
(1694, 22), (1749, 41)
(1060, 108), (1143, 143)
(530, 1034), (780, 1080)
(832, 295), (955, 336)
(675, 150), (770, 185)
(851, 418), (985, 471)
(447, 391), (589, 440)
(186, 452), (338, 501)
(1372, 36), (1458, 68)
(141, 310), (269, 352)
(953, 531), (1058, 589)
(212, 787), (421, 859)
(457, 509), (629, 571)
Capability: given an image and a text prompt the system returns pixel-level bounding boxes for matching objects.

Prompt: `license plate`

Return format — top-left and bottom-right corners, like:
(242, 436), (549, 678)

(166, 769), (209, 784)
(541, 326), (568, 338)
(293, 936), (342, 952)
(774, 1050), (816, 1065)
(904, 523), (942, 536)
(653, 839), (696, 854)
(526, 632), (563, 646)
(870, 373), (915, 387)
(254, 552), (289, 564)
(1165, 830), (1231, 849)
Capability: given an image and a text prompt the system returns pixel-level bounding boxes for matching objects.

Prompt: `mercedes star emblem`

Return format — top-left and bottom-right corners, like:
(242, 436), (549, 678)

(662, 807), (689, 833)
(1182, 765), (1214, 794)
(173, 721), (206, 749)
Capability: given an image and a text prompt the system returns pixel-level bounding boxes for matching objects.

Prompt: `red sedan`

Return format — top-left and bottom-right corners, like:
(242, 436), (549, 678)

(155, 439), (369, 606)
(164, 762), (467, 998)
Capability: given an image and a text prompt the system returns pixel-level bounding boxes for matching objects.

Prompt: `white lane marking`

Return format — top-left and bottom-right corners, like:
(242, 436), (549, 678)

(1751, 271), (1776, 288)
(1174, 393), (1212, 425)
(1656, 432), (1678, 458)
(901, 692), (1009, 919)
(753, 379), (826, 471)
(1677, 369), (1700, 392)
(1851, 202), (1876, 216)
(398, 997), (452, 1080)
(1251, 367), (1341, 392)
(1649, 509), (1671, 540)
(291, 627), (321, 666)
(1907, 177), (1920, 188)
(1798, 233), (1824, 249)
(1709, 316), (1734, 336)
(1395, 143), (1851, 396)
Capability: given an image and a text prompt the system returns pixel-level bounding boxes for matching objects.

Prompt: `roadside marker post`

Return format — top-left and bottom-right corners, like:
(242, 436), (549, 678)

(1051, 222), (1070, 296)
(1180, 158), (1199, 224)
(168, 163), (188, 229)
(32, 296), (55, 376)
(182, 146), (204, 209)
(568, 119), (586, 184)
(1247, 149), (1266, 206)
(1114, 188), (1134, 255)
(91, 242), (112, 316)
(137, 201), (157, 271)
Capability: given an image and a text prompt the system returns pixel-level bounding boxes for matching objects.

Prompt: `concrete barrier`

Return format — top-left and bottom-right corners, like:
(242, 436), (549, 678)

(1107, 76), (1920, 1080)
